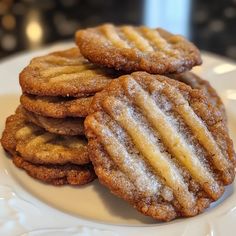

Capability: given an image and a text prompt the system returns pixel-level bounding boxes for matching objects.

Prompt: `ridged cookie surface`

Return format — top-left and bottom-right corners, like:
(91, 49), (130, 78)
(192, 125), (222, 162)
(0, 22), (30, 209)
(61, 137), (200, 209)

(20, 48), (119, 97)
(85, 72), (235, 221)
(76, 24), (202, 74)
(171, 72), (226, 120)
(1, 110), (89, 165)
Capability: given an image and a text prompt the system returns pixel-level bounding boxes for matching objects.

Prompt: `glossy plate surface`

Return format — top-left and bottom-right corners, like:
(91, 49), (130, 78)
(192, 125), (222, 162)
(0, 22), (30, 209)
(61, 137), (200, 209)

(0, 43), (236, 236)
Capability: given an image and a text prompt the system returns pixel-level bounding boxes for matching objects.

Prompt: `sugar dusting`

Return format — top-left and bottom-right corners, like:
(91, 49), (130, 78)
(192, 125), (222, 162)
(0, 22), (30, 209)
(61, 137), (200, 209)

(150, 87), (217, 176)
(99, 113), (162, 197)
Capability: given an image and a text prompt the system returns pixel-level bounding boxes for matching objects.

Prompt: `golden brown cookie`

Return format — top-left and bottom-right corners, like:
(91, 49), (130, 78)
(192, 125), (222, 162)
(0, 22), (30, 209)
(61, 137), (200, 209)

(85, 72), (235, 221)
(21, 106), (84, 136)
(171, 72), (226, 119)
(1, 111), (25, 155)
(20, 94), (92, 118)
(19, 48), (119, 97)
(1, 110), (89, 165)
(12, 155), (96, 186)
(76, 24), (202, 74)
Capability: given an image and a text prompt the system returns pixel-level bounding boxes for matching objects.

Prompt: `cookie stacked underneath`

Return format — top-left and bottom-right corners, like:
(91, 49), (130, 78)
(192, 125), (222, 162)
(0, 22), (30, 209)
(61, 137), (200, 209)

(1, 24), (235, 221)
(1, 107), (95, 185)
(1, 47), (119, 185)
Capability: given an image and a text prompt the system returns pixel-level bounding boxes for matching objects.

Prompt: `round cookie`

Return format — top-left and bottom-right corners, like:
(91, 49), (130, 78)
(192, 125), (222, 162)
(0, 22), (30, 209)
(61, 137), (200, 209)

(13, 155), (96, 186)
(85, 72), (235, 221)
(1, 110), (89, 165)
(20, 94), (92, 118)
(76, 24), (202, 74)
(21, 106), (84, 136)
(19, 48), (119, 97)
(171, 72), (226, 119)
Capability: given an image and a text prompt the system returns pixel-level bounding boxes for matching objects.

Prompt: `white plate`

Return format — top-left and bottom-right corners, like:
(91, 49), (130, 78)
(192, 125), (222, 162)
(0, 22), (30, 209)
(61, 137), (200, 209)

(0, 43), (236, 236)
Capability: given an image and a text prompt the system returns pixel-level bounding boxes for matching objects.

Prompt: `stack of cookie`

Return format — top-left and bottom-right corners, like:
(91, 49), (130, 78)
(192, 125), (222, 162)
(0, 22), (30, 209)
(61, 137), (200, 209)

(1, 47), (119, 185)
(1, 23), (235, 221)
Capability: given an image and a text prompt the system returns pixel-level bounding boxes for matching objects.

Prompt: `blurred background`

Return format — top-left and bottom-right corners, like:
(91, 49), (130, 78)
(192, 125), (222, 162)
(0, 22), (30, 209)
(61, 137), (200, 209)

(0, 0), (235, 60)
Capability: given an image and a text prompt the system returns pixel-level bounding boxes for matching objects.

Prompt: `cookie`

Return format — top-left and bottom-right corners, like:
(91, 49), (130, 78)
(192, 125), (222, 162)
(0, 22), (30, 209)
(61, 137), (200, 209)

(1, 110), (89, 165)
(171, 72), (226, 119)
(21, 106), (84, 136)
(1, 111), (25, 155)
(19, 48), (119, 97)
(76, 24), (202, 74)
(12, 155), (96, 186)
(85, 72), (235, 221)
(20, 93), (92, 118)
